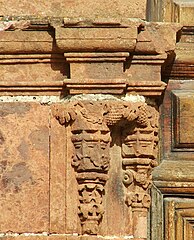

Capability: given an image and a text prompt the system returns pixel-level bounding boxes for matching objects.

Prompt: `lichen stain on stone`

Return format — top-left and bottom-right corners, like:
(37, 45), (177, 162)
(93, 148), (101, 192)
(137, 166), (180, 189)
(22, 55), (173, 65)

(0, 103), (31, 117)
(2, 148), (11, 159)
(111, 173), (124, 203)
(1, 162), (34, 193)
(17, 139), (29, 160)
(0, 130), (5, 145)
(29, 126), (49, 152)
(0, 160), (7, 174)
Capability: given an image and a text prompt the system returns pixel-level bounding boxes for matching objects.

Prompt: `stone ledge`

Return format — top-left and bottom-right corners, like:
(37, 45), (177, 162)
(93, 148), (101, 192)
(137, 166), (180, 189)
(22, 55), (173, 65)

(0, 234), (134, 240)
(0, 81), (64, 96)
(64, 79), (166, 96)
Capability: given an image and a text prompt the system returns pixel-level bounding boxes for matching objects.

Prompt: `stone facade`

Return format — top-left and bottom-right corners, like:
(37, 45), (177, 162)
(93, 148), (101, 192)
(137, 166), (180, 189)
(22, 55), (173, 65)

(0, 1), (191, 239)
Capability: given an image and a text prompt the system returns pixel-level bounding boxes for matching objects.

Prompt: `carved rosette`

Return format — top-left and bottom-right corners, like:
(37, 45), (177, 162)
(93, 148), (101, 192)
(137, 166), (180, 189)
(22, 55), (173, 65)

(53, 100), (159, 236)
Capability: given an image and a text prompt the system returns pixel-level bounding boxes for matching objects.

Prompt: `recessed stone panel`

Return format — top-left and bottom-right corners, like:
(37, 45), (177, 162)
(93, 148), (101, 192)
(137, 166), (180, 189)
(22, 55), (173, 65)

(0, 102), (50, 232)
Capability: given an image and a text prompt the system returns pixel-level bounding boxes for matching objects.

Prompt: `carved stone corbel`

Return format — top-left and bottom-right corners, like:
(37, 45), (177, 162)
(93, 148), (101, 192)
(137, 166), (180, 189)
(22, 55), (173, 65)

(53, 99), (159, 238)
(54, 100), (111, 235)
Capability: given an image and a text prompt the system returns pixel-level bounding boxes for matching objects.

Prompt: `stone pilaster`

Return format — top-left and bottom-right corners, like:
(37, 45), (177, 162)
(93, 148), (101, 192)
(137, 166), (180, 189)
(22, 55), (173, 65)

(121, 105), (158, 239)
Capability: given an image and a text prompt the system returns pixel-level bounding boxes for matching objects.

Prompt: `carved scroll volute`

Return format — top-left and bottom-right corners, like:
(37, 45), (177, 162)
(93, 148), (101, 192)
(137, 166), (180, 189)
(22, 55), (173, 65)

(121, 104), (158, 239)
(54, 101), (111, 235)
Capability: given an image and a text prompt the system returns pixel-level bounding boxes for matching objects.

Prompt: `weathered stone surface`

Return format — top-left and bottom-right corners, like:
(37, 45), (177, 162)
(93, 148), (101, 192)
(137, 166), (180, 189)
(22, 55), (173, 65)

(102, 128), (132, 237)
(50, 112), (79, 234)
(50, 114), (67, 233)
(0, 19), (180, 97)
(55, 23), (138, 52)
(53, 99), (159, 238)
(0, 0), (147, 19)
(0, 31), (55, 53)
(0, 62), (67, 82)
(0, 103), (49, 232)
(0, 52), (69, 96)
(0, 1), (183, 239)
(70, 62), (124, 80)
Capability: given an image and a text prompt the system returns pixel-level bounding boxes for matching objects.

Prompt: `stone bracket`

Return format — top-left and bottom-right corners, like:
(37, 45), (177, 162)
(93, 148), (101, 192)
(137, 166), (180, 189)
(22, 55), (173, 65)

(53, 98), (159, 238)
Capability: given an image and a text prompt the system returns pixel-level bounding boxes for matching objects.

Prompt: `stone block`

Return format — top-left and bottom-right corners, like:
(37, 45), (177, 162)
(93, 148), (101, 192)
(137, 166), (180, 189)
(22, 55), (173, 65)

(70, 62), (124, 80)
(0, 61), (67, 82)
(0, 0), (147, 19)
(50, 105), (79, 234)
(0, 103), (50, 232)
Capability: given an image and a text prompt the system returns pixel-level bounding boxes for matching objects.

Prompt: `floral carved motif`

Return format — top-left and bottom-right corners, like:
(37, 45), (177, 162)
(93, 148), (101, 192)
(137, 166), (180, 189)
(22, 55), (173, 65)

(53, 100), (159, 236)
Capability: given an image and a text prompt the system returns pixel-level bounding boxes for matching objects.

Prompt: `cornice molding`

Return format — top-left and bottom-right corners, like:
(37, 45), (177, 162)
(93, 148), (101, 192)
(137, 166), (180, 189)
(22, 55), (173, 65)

(0, 17), (181, 97)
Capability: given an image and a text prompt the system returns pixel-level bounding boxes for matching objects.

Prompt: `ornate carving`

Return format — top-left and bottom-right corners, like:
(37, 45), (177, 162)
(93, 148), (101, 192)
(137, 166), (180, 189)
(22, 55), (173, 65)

(121, 104), (158, 211)
(104, 101), (152, 127)
(54, 100), (111, 235)
(121, 104), (158, 238)
(53, 100), (159, 236)
(71, 129), (110, 172)
(123, 167), (152, 209)
(77, 173), (107, 235)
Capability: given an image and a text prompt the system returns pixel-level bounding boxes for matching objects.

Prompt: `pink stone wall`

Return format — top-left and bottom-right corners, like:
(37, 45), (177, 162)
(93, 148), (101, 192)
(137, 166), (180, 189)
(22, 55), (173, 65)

(0, 0), (147, 19)
(0, 1), (177, 239)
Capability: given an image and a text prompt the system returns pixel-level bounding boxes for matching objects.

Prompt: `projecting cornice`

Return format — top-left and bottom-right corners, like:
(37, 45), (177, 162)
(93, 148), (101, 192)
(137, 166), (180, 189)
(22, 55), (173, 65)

(54, 18), (181, 96)
(0, 17), (181, 54)
(54, 18), (181, 54)
(0, 17), (181, 96)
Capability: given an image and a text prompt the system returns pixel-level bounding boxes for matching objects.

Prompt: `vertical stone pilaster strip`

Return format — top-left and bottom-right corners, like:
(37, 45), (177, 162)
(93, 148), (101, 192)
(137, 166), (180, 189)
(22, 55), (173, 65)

(121, 104), (158, 239)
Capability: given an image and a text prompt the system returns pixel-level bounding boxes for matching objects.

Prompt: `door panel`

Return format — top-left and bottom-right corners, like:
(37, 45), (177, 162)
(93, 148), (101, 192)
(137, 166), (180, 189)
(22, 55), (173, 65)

(148, 2), (194, 238)
(165, 198), (194, 240)
(150, 79), (194, 239)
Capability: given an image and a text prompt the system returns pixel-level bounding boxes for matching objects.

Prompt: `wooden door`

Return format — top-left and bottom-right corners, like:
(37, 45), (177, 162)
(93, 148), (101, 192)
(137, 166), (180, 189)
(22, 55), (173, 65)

(148, 1), (194, 239)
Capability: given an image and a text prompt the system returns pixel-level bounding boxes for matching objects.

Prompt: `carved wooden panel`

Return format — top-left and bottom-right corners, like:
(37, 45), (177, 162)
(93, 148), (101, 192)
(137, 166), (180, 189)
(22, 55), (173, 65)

(160, 80), (194, 161)
(164, 198), (194, 240)
(151, 80), (194, 239)
(172, 91), (194, 150)
(147, 2), (194, 240)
